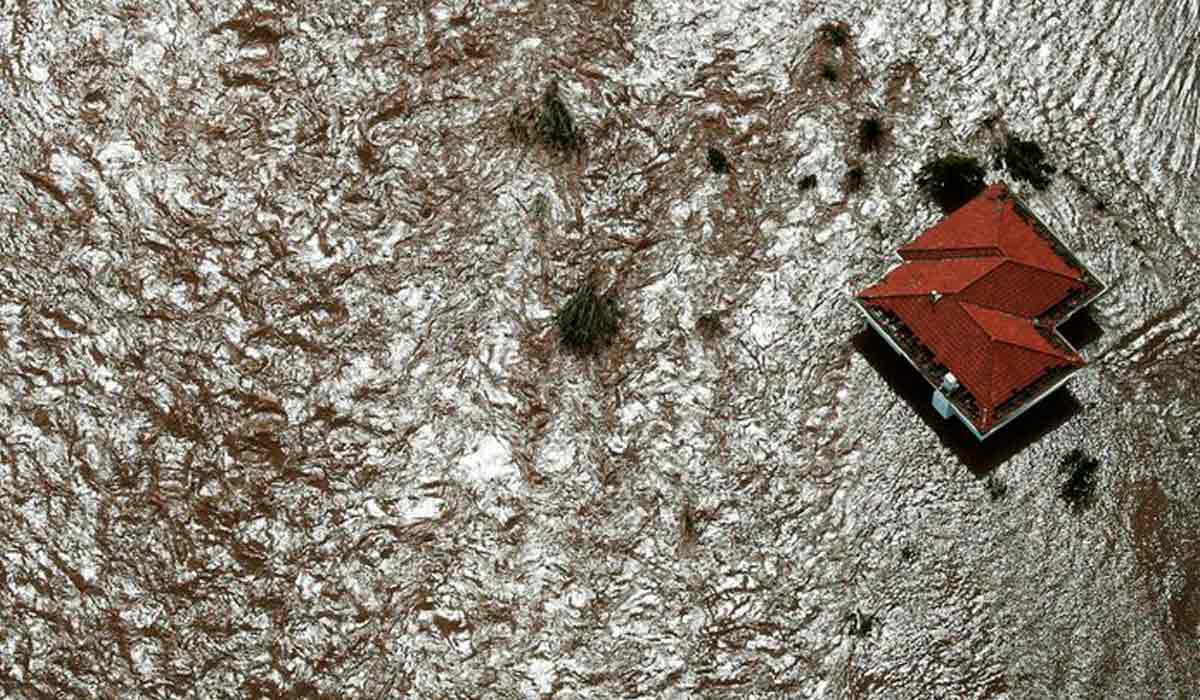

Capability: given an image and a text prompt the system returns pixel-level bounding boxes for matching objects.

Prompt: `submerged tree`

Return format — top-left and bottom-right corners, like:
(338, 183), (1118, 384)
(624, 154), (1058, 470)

(556, 282), (619, 354)
(916, 154), (986, 212)
(996, 132), (1056, 190)
(1058, 448), (1099, 511)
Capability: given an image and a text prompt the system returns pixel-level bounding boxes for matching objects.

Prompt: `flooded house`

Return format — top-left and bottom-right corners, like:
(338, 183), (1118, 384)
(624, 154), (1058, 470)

(854, 183), (1106, 439)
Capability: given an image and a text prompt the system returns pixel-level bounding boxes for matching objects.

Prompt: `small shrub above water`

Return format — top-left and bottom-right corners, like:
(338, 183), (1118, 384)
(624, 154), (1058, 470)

(510, 81), (580, 153)
(1058, 448), (1099, 511)
(707, 147), (729, 174)
(819, 22), (850, 47)
(986, 475), (1007, 501)
(843, 165), (865, 193)
(996, 132), (1057, 190)
(858, 117), (885, 152)
(535, 82), (579, 152)
(695, 311), (725, 340)
(842, 610), (876, 637)
(556, 283), (619, 353)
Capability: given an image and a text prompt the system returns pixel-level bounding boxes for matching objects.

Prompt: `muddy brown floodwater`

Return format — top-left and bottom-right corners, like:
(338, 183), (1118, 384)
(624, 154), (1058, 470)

(1, 1), (1198, 698)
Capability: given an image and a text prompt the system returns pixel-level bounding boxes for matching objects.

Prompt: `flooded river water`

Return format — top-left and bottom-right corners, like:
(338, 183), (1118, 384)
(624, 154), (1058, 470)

(1, 0), (1198, 697)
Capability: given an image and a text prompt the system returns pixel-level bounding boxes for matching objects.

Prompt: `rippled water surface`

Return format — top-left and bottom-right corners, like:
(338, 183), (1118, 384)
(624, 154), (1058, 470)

(1, 0), (1198, 697)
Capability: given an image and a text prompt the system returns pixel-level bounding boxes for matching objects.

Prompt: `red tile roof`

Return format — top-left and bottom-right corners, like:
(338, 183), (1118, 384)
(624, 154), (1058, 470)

(899, 184), (1080, 279)
(857, 183), (1093, 432)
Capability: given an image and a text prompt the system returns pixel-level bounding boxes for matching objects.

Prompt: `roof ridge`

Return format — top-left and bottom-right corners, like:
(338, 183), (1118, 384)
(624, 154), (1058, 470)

(858, 258), (1003, 300)
(955, 300), (1029, 329)
(952, 300), (998, 409)
(1000, 258), (1082, 283)
(982, 322), (996, 408)
(898, 245), (1006, 259)
(990, 336), (1079, 362)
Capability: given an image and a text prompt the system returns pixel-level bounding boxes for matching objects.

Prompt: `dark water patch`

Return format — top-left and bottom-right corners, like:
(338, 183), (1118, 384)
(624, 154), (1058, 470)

(884, 61), (925, 112)
(218, 61), (277, 90)
(214, 12), (288, 46)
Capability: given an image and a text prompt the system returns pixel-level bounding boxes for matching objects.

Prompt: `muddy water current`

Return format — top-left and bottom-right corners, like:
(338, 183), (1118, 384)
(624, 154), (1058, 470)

(1, 0), (1198, 697)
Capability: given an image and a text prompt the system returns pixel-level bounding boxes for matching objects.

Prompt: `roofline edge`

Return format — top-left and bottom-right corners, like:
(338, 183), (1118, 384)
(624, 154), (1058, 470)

(851, 295), (1084, 441)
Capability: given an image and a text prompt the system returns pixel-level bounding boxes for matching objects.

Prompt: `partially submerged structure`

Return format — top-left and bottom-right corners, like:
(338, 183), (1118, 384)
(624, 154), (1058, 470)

(854, 183), (1105, 439)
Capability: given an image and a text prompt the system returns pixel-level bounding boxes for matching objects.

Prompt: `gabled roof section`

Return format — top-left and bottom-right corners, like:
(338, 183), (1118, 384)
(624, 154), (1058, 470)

(959, 303), (1080, 363)
(854, 181), (1106, 438)
(900, 183), (1081, 280)
(859, 258), (1003, 299)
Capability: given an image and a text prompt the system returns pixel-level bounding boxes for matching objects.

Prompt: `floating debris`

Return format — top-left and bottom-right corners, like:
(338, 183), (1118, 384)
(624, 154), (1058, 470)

(707, 147), (730, 175)
(678, 498), (700, 555)
(555, 282), (619, 353)
(798, 174), (818, 190)
(996, 132), (1057, 190)
(916, 154), (986, 212)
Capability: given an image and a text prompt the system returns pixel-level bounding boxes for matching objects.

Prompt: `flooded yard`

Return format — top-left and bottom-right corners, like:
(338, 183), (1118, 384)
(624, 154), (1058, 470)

(1, 0), (1197, 697)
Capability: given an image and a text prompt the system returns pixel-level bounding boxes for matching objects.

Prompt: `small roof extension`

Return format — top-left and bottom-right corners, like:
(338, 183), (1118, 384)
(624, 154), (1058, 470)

(854, 183), (1106, 438)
